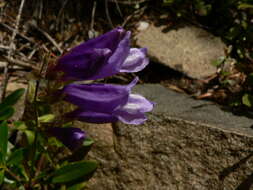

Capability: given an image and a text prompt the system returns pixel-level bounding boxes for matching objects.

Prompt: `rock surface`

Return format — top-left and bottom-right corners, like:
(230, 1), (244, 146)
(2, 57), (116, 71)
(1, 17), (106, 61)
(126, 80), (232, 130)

(136, 24), (226, 79)
(82, 84), (253, 190)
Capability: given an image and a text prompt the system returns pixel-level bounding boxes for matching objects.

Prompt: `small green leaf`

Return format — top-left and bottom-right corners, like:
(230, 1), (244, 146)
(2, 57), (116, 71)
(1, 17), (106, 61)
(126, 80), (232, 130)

(27, 80), (36, 103)
(0, 121), (8, 164)
(0, 170), (4, 185)
(221, 71), (230, 77)
(163, 0), (174, 4)
(83, 138), (94, 147)
(242, 94), (253, 107)
(212, 56), (225, 67)
(0, 107), (14, 120)
(51, 161), (97, 184)
(238, 3), (253, 9)
(13, 121), (27, 131)
(229, 100), (241, 107)
(3, 177), (15, 185)
(7, 148), (25, 165)
(0, 88), (25, 110)
(225, 26), (241, 41)
(67, 182), (86, 190)
(48, 137), (64, 148)
(24, 130), (35, 145)
(38, 114), (55, 123)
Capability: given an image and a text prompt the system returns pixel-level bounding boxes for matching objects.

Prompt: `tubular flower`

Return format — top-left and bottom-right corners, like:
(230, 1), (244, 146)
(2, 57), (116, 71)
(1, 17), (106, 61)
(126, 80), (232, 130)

(50, 27), (154, 125)
(62, 78), (154, 125)
(48, 127), (86, 150)
(53, 27), (149, 81)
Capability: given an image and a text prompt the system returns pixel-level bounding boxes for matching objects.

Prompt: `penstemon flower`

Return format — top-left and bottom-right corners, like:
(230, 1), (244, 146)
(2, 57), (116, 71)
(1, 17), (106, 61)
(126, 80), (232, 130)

(62, 77), (153, 125)
(47, 27), (154, 148)
(52, 27), (149, 81)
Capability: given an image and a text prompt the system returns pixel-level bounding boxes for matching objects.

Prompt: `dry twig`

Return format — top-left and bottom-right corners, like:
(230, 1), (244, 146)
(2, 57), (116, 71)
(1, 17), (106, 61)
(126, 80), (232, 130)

(122, 5), (147, 27)
(0, 45), (10, 50)
(33, 25), (63, 54)
(0, 22), (34, 43)
(1, 55), (39, 71)
(113, 0), (123, 17)
(90, 0), (97, 31)
(108, 0), (149, 4)
(0, 0), (26, 101)
(105, 0), (114, 28)
(56, 0), (69, 31)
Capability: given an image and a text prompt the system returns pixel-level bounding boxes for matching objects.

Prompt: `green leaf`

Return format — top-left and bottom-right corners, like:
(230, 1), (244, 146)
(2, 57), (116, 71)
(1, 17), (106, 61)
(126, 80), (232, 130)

(242, 94), (253, 107)
(212, 56), (225, 67)
(163, 0), (174, 4)
(51, 161), (97, 184)
(38, 114), (55, 123)
(24, 130), (35, 145)
(238, 3), (253, 9)
(226, 26), (241, 41)
(10, 165), (29, 181)
(67, 182), (86, 190)
(0, 121), (8, 164)
(83, 138), (94, 147)
(0, 170), (4, 185)
(221, 71), (230, 77)
(27, 80), (36, 103)
(3, 177), (15, 185)
(0, 88), (25, 110)
(0, 106), (14, 120)
(13, 121), (27, 131)
(48, 137), (64, 148)
(7, 148), (25, 166)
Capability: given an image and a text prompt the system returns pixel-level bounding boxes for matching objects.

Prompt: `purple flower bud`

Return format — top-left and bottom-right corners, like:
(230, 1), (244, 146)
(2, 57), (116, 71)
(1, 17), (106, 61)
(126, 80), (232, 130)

(48, 127), (86, 150)
(62, 78), (154, 125)
(52, 27), (149, 81)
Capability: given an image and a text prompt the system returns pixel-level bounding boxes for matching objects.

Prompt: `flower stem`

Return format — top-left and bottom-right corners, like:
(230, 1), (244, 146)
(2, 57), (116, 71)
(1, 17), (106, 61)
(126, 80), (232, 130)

(28, 54), (48, 189)
(4, 167), (21, 182)
(28, 79), (40, 189)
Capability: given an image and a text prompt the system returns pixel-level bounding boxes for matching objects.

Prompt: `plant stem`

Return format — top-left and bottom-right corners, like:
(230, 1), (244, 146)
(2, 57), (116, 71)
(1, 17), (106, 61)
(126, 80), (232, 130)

(4, 167), (21, 182)
(31, 153), (46, 187)
(28, 79), (40, 189)
(28, 54), (48, 189)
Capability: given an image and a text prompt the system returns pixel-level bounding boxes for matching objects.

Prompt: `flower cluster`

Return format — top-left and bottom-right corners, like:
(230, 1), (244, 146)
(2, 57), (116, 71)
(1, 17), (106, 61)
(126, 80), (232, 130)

(48, 27), (153, 150)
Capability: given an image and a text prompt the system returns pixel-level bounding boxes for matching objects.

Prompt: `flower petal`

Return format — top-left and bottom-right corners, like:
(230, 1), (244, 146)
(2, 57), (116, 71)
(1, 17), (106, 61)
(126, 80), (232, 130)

(54, 27), (128, 81)
(48, 127), (86, 150)
(120, 48), (149, 73)
(62, 77), (138, 113)
(116, 110), (147, 125)
(66, 109), (118, 123)
(56, 48), (112, 81)
(113, 93), (154, 125)
(117, 94), (154, 113)
(61, 27), (125, 58)
(94, 31), (131, 79)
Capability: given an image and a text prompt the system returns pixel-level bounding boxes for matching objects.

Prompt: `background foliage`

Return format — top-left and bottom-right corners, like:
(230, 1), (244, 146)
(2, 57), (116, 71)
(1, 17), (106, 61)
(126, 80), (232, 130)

(156, 0), (253, 108)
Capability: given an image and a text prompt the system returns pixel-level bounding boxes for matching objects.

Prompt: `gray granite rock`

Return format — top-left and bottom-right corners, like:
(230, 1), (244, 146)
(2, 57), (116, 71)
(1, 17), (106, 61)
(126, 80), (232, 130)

(81, 84), (253, 190)
(136, 24), (226, 79)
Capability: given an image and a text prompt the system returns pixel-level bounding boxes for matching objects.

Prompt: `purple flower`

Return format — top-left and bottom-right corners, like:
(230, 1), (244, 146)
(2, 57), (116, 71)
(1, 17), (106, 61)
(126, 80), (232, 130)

(48, 127), (86, 150)
(49, 27), (154, 125)
(53, 27), (149, 81)
(62, 77), (154, 125)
